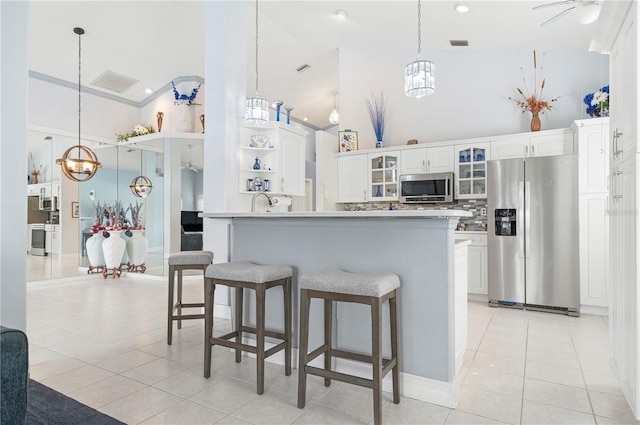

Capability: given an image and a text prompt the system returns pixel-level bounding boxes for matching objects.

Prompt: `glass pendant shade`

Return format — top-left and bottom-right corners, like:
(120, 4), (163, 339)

(405, 59), (435, 98)
(246, 96), (269, 125)
(329, 108), (340, 124)
(56, 145), (102, 182)
(130, 175), (153, 198)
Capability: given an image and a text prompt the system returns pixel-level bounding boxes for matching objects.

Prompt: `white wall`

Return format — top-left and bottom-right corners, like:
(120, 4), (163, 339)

(1, 1), (28, 331)
(339, 48), (609, 150)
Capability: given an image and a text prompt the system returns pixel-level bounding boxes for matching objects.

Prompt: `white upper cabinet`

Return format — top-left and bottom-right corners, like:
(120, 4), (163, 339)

(491, 129), (573, 160)
(401, 146), (454, 175)
(454, 142), (490, 200)
(336, 154), (368, 203)
(238, 122), (306, 196)
(368, 153), (399, 201)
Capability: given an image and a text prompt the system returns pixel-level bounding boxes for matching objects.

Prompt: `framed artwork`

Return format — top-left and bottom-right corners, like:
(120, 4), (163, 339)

(338, 130), (358, 152)
(71, 201), (79, 218)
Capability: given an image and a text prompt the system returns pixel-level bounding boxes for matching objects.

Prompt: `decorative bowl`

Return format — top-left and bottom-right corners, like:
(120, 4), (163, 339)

(251, 134), (270, 148)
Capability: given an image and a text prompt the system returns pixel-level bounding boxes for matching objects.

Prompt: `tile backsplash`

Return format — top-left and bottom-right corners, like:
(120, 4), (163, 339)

(343, 199), (488, 231)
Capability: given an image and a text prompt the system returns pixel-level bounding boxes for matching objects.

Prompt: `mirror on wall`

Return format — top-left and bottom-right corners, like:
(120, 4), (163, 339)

(26, 128), (166, 281)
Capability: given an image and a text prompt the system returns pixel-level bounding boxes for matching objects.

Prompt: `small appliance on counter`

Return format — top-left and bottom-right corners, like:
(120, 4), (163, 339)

(39, 196), (57, 211)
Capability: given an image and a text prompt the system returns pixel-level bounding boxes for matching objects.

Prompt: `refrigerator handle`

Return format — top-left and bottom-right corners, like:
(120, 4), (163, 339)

(518, 181), (526, 259)
(523, 180), (531, 259)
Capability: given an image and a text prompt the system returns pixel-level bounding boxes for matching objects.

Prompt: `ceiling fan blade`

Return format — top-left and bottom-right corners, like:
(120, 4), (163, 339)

(533, 0), (577, 11)
(540, 6), (576, 26)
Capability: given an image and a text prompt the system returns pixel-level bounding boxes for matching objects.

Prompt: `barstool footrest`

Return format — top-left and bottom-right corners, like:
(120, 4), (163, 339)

(306, 365), (373, 389)
(265, 341), (287, 358)
(307, 345), (328, 363)
(174, 302), (205, 309)
(240, 325), (287, 340)
(171, 313), (205, 321)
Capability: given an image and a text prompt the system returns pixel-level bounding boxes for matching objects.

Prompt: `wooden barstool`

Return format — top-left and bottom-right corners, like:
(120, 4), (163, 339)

(204, 261), (292, 395)
(167, 250), (214, 345)
(297, 269), (400, 425)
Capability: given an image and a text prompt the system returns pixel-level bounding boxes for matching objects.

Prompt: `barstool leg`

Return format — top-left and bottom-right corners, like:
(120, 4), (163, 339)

(167, 265), (175, 345)
(324, 298), (332, 387)
(371, 297), (383, 425)
(256, 285), (266, 395)
(390, 290), (400, 404)
(284, 277), (292, 376)
(297, 289), (310, 409)
(204, 279), (215, 378)
(177, 269), (183, 329)
(235, 287), (244, 364)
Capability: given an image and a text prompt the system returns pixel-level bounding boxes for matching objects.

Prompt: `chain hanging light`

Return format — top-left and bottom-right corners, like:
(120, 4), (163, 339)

(130, 150), (153, 198)
(56, 27), (102, 181)
(404, 0), (435, 98)
(245, 0), (269, 124)
(328, 92), (340, 124)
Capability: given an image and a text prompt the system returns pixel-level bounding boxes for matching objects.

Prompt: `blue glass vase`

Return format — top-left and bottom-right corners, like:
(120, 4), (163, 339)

(253, 158), (261, 170)
(375, 186), (382, 197)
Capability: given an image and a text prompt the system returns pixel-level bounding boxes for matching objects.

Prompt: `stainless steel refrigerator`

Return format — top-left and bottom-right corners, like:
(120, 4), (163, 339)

(487, 154), (580, 316)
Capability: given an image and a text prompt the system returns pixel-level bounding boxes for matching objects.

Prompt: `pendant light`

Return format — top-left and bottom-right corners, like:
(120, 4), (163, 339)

(56, 27), (102, 181)
(245, 0), (269, 125)
(328, 92), (340, 124)
(404, 0), (435, 98)
(130, 150), (153, 198)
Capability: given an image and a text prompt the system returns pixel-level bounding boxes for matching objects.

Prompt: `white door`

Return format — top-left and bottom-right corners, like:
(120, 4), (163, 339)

(336, 155), (367, 202)
(426, 146), (454, 173)
(491, 138), (528, 160)
(578, 194), (609, 307)
(400, 148), (427, 174)
(529, 131), (574, 157)
(280, 130), (305, 196)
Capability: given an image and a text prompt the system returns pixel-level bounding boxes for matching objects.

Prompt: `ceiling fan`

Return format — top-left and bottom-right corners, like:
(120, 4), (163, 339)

(533, 0), (602, 26)
(181, 145), (200, 172)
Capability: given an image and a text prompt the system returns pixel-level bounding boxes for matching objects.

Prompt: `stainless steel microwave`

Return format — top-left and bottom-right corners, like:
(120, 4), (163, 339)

(400, 172), (454, 204)
(40, 196), (57, 211)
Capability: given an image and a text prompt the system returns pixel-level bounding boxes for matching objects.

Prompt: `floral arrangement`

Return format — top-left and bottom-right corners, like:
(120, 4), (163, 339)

(90, 201), (132, 236)
(172, 81), (201, 106)
(365, 90), (387, 147)
(29, 152), (44, 182)
(90, 201), (106, 234)
(508, 50), (558, 115)
(584, 85), (609, 117)
(128, 201), (144, 230)
(116, 124), (155, 142)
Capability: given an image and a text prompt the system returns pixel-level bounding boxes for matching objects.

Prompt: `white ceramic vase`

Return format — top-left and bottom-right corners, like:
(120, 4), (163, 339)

(86, 232), (105, 267)
(174, 103), (192, 132)
(102, 230), (126, 270)
(126, 230), (148, 267)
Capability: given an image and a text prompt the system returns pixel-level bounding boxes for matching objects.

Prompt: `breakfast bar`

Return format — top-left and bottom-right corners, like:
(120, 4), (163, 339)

(201, 210), (471, 408)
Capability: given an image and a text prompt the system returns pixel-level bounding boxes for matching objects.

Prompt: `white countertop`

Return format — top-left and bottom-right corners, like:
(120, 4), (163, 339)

(201, 210), (472, 219)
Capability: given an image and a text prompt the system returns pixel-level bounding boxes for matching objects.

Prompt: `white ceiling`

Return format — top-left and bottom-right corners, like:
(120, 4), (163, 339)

(28, 1), (599, 133)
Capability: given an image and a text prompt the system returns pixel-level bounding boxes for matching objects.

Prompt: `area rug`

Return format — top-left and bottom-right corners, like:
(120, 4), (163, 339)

(26, 379), (125, 425)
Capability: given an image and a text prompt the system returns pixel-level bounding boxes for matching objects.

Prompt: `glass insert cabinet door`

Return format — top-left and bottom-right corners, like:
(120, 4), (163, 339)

(455, 143), (490, 199)
(368, 153), (398, 200)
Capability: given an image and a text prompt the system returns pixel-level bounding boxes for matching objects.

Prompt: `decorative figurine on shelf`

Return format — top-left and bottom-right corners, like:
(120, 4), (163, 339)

(200, 114), (205, 133)
(254, 176), (263, 191)
(156, 111), (164, 132)
(285, 106), (293, 124)
(253, 157), (261, 170)
(264, 179), (270, 192)
(375, 186), (383, 197)
(247, 178), (254, 192)
(377, 158), (383, 168)
(274, 100), (284, 121)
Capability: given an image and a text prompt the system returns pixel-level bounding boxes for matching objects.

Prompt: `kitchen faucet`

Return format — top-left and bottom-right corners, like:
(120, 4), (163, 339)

(251, 192), (276, 212)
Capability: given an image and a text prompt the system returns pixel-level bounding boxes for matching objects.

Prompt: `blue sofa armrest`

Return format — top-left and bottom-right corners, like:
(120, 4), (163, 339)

(1, 326), (28, 425)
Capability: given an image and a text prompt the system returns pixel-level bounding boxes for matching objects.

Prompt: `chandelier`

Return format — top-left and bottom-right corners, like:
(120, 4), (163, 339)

(130, 151), (153, 198)
(404, 0), (435, 98)
(56, 27), (102, 182)
(328, 92), (340, 124)
(245, 0), (269, 124)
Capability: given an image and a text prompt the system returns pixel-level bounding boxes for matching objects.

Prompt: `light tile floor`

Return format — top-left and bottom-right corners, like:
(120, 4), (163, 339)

(26, 275), (639, 425)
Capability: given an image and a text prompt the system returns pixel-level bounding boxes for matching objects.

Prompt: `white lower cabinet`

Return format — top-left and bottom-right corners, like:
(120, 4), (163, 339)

(336, 154), (367, 202)
(579, 194), (609, 308)
(455, 232), (488, 295)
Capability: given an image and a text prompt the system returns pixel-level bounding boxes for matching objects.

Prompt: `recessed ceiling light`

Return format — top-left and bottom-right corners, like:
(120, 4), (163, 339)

(454, 3), (470, 13)
(302, 117), (309, 122)
(335, 9), (347, 19)
(144, 88), (153, 94)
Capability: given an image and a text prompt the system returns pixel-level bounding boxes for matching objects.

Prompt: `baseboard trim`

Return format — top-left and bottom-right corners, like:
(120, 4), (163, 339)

(467, 293), (488, 303)
(580, 304), (608, 316)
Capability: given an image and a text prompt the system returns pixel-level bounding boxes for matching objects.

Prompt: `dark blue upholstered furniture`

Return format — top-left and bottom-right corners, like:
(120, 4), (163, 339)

(1, 326), (28, 425)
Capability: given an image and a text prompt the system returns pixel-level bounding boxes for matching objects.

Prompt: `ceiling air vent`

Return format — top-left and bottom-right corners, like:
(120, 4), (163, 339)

(450, 40), (469, 47)
(91, 70), (139, 93)
(296, 64), (311, 73)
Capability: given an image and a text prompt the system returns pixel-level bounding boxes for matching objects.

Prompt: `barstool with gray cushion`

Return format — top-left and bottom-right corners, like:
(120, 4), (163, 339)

(204, 261), (292, 395)
(167, 250), (214, 345)
(297, 269), (400, 425)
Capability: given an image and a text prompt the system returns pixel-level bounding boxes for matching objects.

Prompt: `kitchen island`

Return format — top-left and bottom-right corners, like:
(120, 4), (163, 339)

(201, 210), (471, 408)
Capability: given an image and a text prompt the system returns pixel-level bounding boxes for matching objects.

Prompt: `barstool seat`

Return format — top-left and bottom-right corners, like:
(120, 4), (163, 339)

(297, 269), (401, 425)
(167, 250), (214, 345)
(204, 262), (293, 395)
